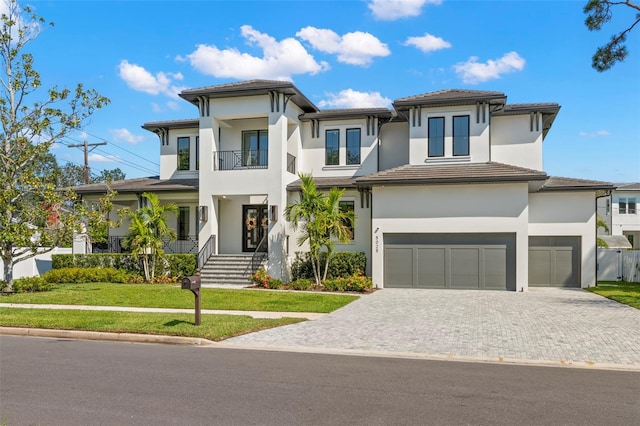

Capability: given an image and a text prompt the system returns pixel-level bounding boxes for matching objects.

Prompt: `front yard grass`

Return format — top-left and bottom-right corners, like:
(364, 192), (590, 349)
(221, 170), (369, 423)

(0, 308), (304, 341)
(588, 281), (640, 309)
(0, 283), (358, 313)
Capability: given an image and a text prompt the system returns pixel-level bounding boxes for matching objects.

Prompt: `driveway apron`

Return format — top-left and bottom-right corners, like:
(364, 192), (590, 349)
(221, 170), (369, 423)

(226, 288), (640, 367)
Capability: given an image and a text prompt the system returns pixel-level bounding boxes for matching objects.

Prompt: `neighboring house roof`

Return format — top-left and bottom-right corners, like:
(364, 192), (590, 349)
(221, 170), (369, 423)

(393, 89), (507, 108)
(538, 176), (613, 191)
(141, 118), (199, 132)
(614, 182), (640, 191)
(179, 79), (319, 113)
(299, 108), (396, 121)
(600, 235), (633, 249)
(287, 176), (358, 191)
(355, 162), (548, 186)
(71, 176), (199, 195)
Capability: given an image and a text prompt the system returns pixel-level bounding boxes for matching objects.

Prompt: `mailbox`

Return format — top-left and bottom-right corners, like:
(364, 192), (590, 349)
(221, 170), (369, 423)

(181, 275), (201, 290)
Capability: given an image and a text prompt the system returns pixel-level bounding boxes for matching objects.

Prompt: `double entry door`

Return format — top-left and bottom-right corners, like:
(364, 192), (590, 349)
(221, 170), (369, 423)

(242, 205), (268, 252)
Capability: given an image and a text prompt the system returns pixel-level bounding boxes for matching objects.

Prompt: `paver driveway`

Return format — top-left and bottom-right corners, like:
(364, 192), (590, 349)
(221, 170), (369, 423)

(227, 288), (640, 368)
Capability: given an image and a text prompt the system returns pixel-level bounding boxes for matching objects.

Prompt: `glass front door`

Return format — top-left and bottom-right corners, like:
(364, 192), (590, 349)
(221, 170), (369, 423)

(243, 205), (268, 252)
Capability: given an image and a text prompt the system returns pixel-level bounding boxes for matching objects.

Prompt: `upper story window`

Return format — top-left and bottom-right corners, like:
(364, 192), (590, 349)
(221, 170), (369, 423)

(242, 130), (268, 167)
(177, 137), (190, 170)
(326, 129), (339, 165)
(195, 136), (199, 170)
(428, 117), (444, 157)
(619, 198), (637, 214)
(346, 128), (361, 165)
(453, 116), (470, 156)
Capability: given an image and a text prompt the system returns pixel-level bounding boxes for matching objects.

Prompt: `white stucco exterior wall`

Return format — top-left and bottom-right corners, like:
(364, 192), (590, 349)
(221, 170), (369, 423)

(491, 115), (543, 171)
(528, 191), (597, 287)
(371, 183), (530, 290)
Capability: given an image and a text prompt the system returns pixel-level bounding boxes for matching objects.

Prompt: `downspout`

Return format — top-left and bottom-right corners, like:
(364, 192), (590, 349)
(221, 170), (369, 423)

(595, 190), (612, 286)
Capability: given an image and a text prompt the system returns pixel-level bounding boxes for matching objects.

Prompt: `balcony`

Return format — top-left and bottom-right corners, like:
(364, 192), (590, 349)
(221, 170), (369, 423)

(213, 149), (268, 171)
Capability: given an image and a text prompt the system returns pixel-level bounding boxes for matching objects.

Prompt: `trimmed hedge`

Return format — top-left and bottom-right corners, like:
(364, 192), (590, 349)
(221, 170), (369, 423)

(43, 267), (139, 284)
(290, 251), (367, 281)
(7, 276), (52, 293)
(51, 253), (197, 278)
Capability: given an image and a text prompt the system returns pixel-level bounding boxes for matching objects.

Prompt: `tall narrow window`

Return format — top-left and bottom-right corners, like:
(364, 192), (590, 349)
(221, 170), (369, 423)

(326, 129), (339, 165)
(178, 207), (190, 240)
(195, 136), (199, 170)
(428, 117), (444, 157)
(242, 130), (268, 167)
(177, 137), (190, 170)
(346, 128), (361, 165)
(619, 198), (627, 214)
(629, 198), (637, 214)
(453, 115), (470, 156)
(339, 200), (355, 240)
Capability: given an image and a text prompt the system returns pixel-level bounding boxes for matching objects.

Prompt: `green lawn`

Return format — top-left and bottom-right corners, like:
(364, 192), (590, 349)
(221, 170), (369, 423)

(0, 308), (304, 341)
(588, 281), (640, 309)
(0, 283), (358, 313)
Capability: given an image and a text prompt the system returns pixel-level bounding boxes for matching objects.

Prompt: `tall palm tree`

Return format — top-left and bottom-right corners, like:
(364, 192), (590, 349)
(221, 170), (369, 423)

(285, 173), (355, 285)
(119, 192), (178, 281)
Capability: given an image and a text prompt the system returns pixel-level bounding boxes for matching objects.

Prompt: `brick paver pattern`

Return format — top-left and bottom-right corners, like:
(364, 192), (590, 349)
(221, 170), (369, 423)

(227, 288), (640, 366)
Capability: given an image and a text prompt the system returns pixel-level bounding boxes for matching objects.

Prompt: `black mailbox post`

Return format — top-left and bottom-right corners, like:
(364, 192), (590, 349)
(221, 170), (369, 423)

(181, 275), (201, 325)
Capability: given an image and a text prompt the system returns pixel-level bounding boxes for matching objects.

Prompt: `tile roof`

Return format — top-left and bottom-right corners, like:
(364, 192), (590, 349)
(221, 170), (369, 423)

(181, 79), (294, 95)
(141, 118), (199, 131)
(299, 108), (395, 121)
(538, 176), (613, 191)
(355, 162), (547, 185)
(494, 103), (560, 115)
(287, 176), (359, 191)
(72, 176), (199, 195)
(614, 182), (640, 191)
(394, 89), (506, 107)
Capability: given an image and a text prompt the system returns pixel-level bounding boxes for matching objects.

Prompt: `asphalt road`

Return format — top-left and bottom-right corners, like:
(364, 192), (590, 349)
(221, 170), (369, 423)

(1, 336), (638, 426)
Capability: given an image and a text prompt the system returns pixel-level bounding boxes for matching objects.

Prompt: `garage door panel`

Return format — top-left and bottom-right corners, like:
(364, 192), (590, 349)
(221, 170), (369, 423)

(450, 248), (480, 289)
(484, 248), (507, 290)
(529, 249), (552, 286)
(554, 248), (576, 287)
(384, 247), (414, 288)
(528, 237), (580, 288)
(417, 248), (446, 288)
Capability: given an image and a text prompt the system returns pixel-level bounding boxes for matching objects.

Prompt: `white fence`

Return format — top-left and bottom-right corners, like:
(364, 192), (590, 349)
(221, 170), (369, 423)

(597, 249), (640, 282)
(0, 247), (73, 280)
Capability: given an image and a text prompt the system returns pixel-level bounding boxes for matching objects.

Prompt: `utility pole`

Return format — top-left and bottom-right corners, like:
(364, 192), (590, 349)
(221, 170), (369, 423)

(67, 141), (107, 184)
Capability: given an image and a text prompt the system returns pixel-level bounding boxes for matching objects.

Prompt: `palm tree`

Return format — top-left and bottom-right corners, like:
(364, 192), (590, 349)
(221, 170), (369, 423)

(597, 215), (610, 248)
(285, 173), (355, 285)
(119, 192), (178, 281)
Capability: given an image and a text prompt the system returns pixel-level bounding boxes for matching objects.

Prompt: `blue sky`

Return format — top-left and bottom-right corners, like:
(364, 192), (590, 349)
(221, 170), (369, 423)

(20, 0), (640, 182)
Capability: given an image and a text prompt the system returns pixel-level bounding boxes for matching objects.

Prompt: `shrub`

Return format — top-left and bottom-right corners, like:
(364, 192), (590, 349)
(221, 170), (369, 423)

(43, 267), (135, 284)
(268, 278), (285, 289)
(166, 254), (197, 278)
(322, 272), (372, 293)
(290, 251), (366, 280)
(288, 278), (313, 291)
(51, 253), (196, 278)
(12, 276), (52, 293)
(250, 268), (271, 288)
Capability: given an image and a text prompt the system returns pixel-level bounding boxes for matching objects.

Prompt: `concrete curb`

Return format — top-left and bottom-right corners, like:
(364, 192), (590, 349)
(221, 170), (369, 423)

(0, 327), (214, 346)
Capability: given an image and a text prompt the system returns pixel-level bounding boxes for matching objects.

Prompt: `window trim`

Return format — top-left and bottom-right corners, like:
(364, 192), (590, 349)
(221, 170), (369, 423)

(346, 128), (361, 165)
(628, 197), (637, 214)
(325, 129), (340, 166)
(241, 129), (268, 167)
(619, 198), (628, 214)
(452, 115), (470, 157)
(428, 117), (445, 158)
(177, 136), (190, 171)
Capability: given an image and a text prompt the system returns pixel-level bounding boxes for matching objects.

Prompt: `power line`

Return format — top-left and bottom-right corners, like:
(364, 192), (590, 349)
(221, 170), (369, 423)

(84, 131), (160, 167)
(67, 141), (107, 184)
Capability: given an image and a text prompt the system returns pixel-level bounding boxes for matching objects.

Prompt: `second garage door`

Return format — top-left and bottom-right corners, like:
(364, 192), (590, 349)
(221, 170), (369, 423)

(528, 236), (580, 288)
(384, 233), (516, 291)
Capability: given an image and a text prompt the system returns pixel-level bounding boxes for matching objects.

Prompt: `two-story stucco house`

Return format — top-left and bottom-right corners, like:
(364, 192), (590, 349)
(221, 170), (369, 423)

(597, 183), (639, 248)
(75, 80), (612, 291)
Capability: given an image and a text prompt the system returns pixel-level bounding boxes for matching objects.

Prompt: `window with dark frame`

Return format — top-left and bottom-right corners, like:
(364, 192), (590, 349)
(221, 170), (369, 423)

(346, 128), (361, 165)
(453, 115), (470, 156)
(629, 198), (637, 214)
(177, 137), (190, 170)
(326, 129), (339, 165)
(195, 136), (199, 170)
(428, 117), (444, 157)
(242, 130), (268, 166)
(339, 200), (355, 240)
(178, 206), (190, 240)
(619, 198), (628, 214)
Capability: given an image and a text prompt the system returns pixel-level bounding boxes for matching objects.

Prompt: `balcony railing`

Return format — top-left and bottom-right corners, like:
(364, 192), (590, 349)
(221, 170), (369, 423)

(287, 153), (296, 174)
(97, 235), (199, 255)
(213, 149), (268, 171)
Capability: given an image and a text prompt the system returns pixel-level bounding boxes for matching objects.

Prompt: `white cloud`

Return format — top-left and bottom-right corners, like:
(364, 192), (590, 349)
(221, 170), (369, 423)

(454, 51), (526, 84)
(109, 128), (144, 144)
(297, 27), (390, 66)
(579, 130), (610, 137)
(318, 89), (392, 108)
(89, 153), (120, 163)
(368, 0), (442, 21)
(404, 33), (451, 53)
(184, 25), (329, 80)
(151, 103), (162, 113)
(118, 60), (186, 98)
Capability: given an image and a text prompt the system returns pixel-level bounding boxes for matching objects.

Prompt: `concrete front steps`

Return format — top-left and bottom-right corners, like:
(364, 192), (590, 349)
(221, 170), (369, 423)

(199, 253), (266, 287)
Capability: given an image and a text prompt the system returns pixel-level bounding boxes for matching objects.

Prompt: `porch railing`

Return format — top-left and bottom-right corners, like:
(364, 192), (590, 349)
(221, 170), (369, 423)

(287, 153), (296, 174)
(197, 235), (217, 270)
(213, 149), (268, 170)
(101, 235), (199, 255)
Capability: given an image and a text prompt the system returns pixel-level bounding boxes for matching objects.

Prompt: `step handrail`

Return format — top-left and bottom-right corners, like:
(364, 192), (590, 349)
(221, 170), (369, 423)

(249, 233), (268, 276)
(197, 235), (216, 270)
